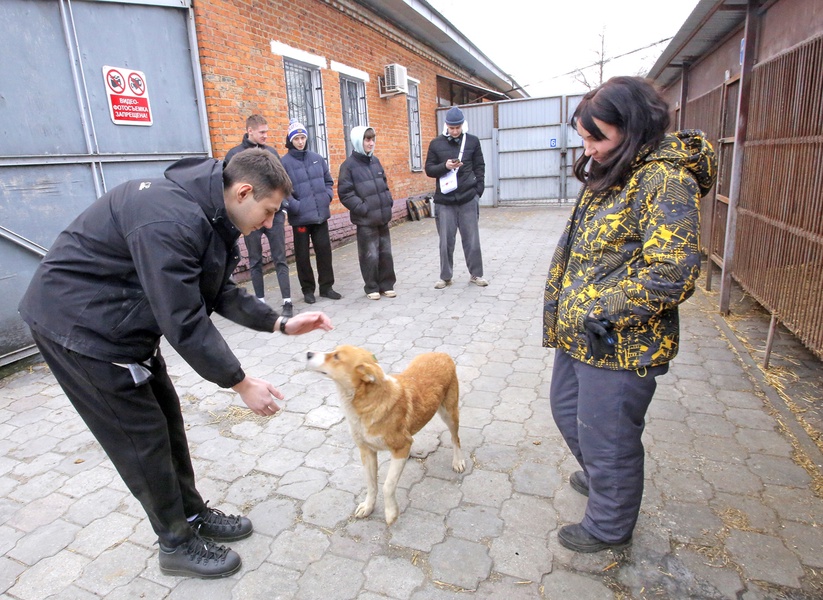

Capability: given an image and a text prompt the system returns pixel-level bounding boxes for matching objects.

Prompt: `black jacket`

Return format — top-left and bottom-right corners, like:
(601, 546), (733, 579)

(337, 152), (393, 227)
(281, 148), (334, 227)
(224, 134), (281, 165)
(224, 135), (286, 219)
(425, 132), (485, 205)
(19, 158), (278, 388)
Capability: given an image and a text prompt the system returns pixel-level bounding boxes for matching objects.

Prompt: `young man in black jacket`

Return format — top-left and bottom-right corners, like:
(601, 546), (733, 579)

(338, 125), (397, 300)
(19, 149), (333, 578)
(425, 106), (488, 289)
(226, 114), (294, 317)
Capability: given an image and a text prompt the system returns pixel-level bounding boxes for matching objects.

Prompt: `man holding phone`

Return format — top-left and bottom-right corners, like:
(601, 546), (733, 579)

(425, 106), (488, 289)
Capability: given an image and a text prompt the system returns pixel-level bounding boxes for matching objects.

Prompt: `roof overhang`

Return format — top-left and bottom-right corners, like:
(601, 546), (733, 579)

(352, 0), (528, 98)
(648, 0), (750, 90)
(437, 75), (510, 101)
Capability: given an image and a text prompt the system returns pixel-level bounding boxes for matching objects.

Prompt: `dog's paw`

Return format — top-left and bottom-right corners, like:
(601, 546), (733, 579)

(385, 506), (399, 526)
(354, 501), (374, 519)
(453, 457), (466, 473)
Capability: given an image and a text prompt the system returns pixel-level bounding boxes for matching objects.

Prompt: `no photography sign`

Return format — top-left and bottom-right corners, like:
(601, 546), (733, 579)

(103, 65), (153, 126)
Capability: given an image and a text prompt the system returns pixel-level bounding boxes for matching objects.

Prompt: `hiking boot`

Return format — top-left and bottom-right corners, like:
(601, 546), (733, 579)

(281, 301), (294, 318)
(158, 533), (241, 578)
(192, 503), (253, 542)
(320, 288), (342, 300)
(470, 276), (489, 287)
(570, 471), (589, 497)
(304, 292), (316, 304)
(434, 279), (452, 289)
(558, 523), (632, 553)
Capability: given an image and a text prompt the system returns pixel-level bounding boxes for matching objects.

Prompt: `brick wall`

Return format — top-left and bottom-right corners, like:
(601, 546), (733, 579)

(192, 0), (496, 274)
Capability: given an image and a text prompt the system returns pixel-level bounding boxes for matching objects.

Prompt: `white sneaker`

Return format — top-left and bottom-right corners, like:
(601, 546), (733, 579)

(257, 297), (267, 303)
(381, 290), (397, 298)
(366, 292), (381, 300)
(434, 279), (452, 289)
(470, 276), (489, 287)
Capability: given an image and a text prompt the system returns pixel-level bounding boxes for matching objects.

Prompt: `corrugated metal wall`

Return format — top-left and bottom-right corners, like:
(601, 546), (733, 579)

(734, 34), (823, 358)
(436, 94), (584, 206)
(0, 0), (210, 366)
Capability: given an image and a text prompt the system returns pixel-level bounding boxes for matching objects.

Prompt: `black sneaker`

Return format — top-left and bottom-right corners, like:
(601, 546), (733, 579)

(281, 302), (294, 318)
(558, 523), (632, 553)
(320, 288), (342, 300)
(570, 471), (589, 497)
(193, 503), (253, 542)
(304, 292), (316, 304)
(158, 534), (241, 578)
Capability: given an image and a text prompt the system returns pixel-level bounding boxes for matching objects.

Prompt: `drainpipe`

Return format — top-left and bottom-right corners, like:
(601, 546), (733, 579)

(719, 0), (760, 314)
(678, 63), (689, 129)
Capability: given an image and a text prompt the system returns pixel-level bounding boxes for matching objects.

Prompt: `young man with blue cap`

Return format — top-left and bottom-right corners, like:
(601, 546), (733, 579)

(281, 119), (341, 304)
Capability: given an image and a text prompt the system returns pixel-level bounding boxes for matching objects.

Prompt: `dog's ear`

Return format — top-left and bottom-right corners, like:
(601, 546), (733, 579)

(356, 363), (380, 383)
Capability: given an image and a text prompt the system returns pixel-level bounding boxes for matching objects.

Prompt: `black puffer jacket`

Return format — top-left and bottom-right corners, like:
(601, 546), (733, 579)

(19, 158), (278, 388)
(338, 151), (394, 227)
(224, 134), (281, 165)
(425, 131), (485, 205)
(281, 147), (334, 227)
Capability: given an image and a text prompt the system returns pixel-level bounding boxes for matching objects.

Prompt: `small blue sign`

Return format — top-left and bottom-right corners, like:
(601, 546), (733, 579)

(550, 138), (557, 148)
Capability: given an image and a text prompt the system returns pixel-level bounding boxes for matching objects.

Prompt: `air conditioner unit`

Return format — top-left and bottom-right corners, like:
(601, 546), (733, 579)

(379, 63), (408, 97)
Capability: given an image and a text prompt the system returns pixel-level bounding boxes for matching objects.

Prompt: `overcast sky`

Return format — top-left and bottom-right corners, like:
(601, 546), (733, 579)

(426, 0), (701, 97)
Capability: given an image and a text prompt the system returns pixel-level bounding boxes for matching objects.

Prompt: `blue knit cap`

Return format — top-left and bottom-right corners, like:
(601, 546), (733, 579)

(287, 119), (308, 143)
(445, 106), (465, 126)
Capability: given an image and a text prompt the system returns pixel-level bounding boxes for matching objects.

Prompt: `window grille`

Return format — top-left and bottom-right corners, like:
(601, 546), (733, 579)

(340, 76), (368, 157)
(284, 59), (328, 159)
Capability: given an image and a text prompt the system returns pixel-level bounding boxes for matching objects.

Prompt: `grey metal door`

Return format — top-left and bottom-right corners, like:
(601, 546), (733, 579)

(0, 0), (210, 367)
(436, 104), (496, 206)
(435, 95), (584, 208)
(496, 95), (584, 205)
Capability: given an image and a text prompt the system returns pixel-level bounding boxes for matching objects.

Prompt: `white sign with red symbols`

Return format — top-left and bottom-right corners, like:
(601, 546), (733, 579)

(102, 66), (153, 126)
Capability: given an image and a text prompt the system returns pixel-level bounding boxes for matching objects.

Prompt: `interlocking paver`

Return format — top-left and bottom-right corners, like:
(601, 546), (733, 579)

(1, 207), (821, 599)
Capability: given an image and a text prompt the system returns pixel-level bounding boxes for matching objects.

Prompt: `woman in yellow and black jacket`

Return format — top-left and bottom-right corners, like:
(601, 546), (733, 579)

(543, 76), (716, 553)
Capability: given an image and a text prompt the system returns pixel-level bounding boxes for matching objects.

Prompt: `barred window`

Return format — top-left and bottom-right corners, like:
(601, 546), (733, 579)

(284, 59), (328, 159)
(406, 81), (423, 171)
(340, 76), (368, 157)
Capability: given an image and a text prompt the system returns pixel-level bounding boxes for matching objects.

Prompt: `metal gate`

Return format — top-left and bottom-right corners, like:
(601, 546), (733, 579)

(0, 0), (210, 367)
(437, 94), (584, 207)
(436, 103), (496, 205)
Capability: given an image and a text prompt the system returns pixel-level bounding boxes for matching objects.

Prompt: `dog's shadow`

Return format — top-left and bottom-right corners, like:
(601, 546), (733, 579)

(409, 427), (442, 459)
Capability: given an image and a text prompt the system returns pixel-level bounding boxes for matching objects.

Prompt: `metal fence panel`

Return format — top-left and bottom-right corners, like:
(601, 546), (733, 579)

(436, 103), (495, 205)
(0, 1), (88, 156)
(437, 95), (583, 206)
(0, 0), (208, 366)
(72, 0), (207, 154)
(735, 34), (823, 359)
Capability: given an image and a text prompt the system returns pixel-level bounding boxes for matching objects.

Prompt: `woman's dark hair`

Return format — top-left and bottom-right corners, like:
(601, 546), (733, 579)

(571, 76), (670, 192)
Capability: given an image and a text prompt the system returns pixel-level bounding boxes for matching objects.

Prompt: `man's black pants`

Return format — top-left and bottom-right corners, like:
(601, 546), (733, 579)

(355, 223), (396, 294)
(32, 331), (204, 547)
(293, 220), (335, 295)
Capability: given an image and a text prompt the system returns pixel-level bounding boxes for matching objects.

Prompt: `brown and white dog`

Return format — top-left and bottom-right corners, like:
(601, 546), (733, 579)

(306, 345), (465, 525)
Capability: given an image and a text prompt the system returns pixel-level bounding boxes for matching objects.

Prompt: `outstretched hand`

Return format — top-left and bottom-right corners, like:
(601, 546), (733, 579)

(232, 376), (284, 416)
(283, 311), (333, 335)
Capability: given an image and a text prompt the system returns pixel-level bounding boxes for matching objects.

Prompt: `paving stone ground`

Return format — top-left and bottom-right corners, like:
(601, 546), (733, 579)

(1, 206), (822, 599)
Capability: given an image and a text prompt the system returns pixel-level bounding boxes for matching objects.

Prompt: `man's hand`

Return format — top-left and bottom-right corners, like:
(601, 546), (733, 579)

(280, 311), (333, 335)
(232, 376), (284, 416)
